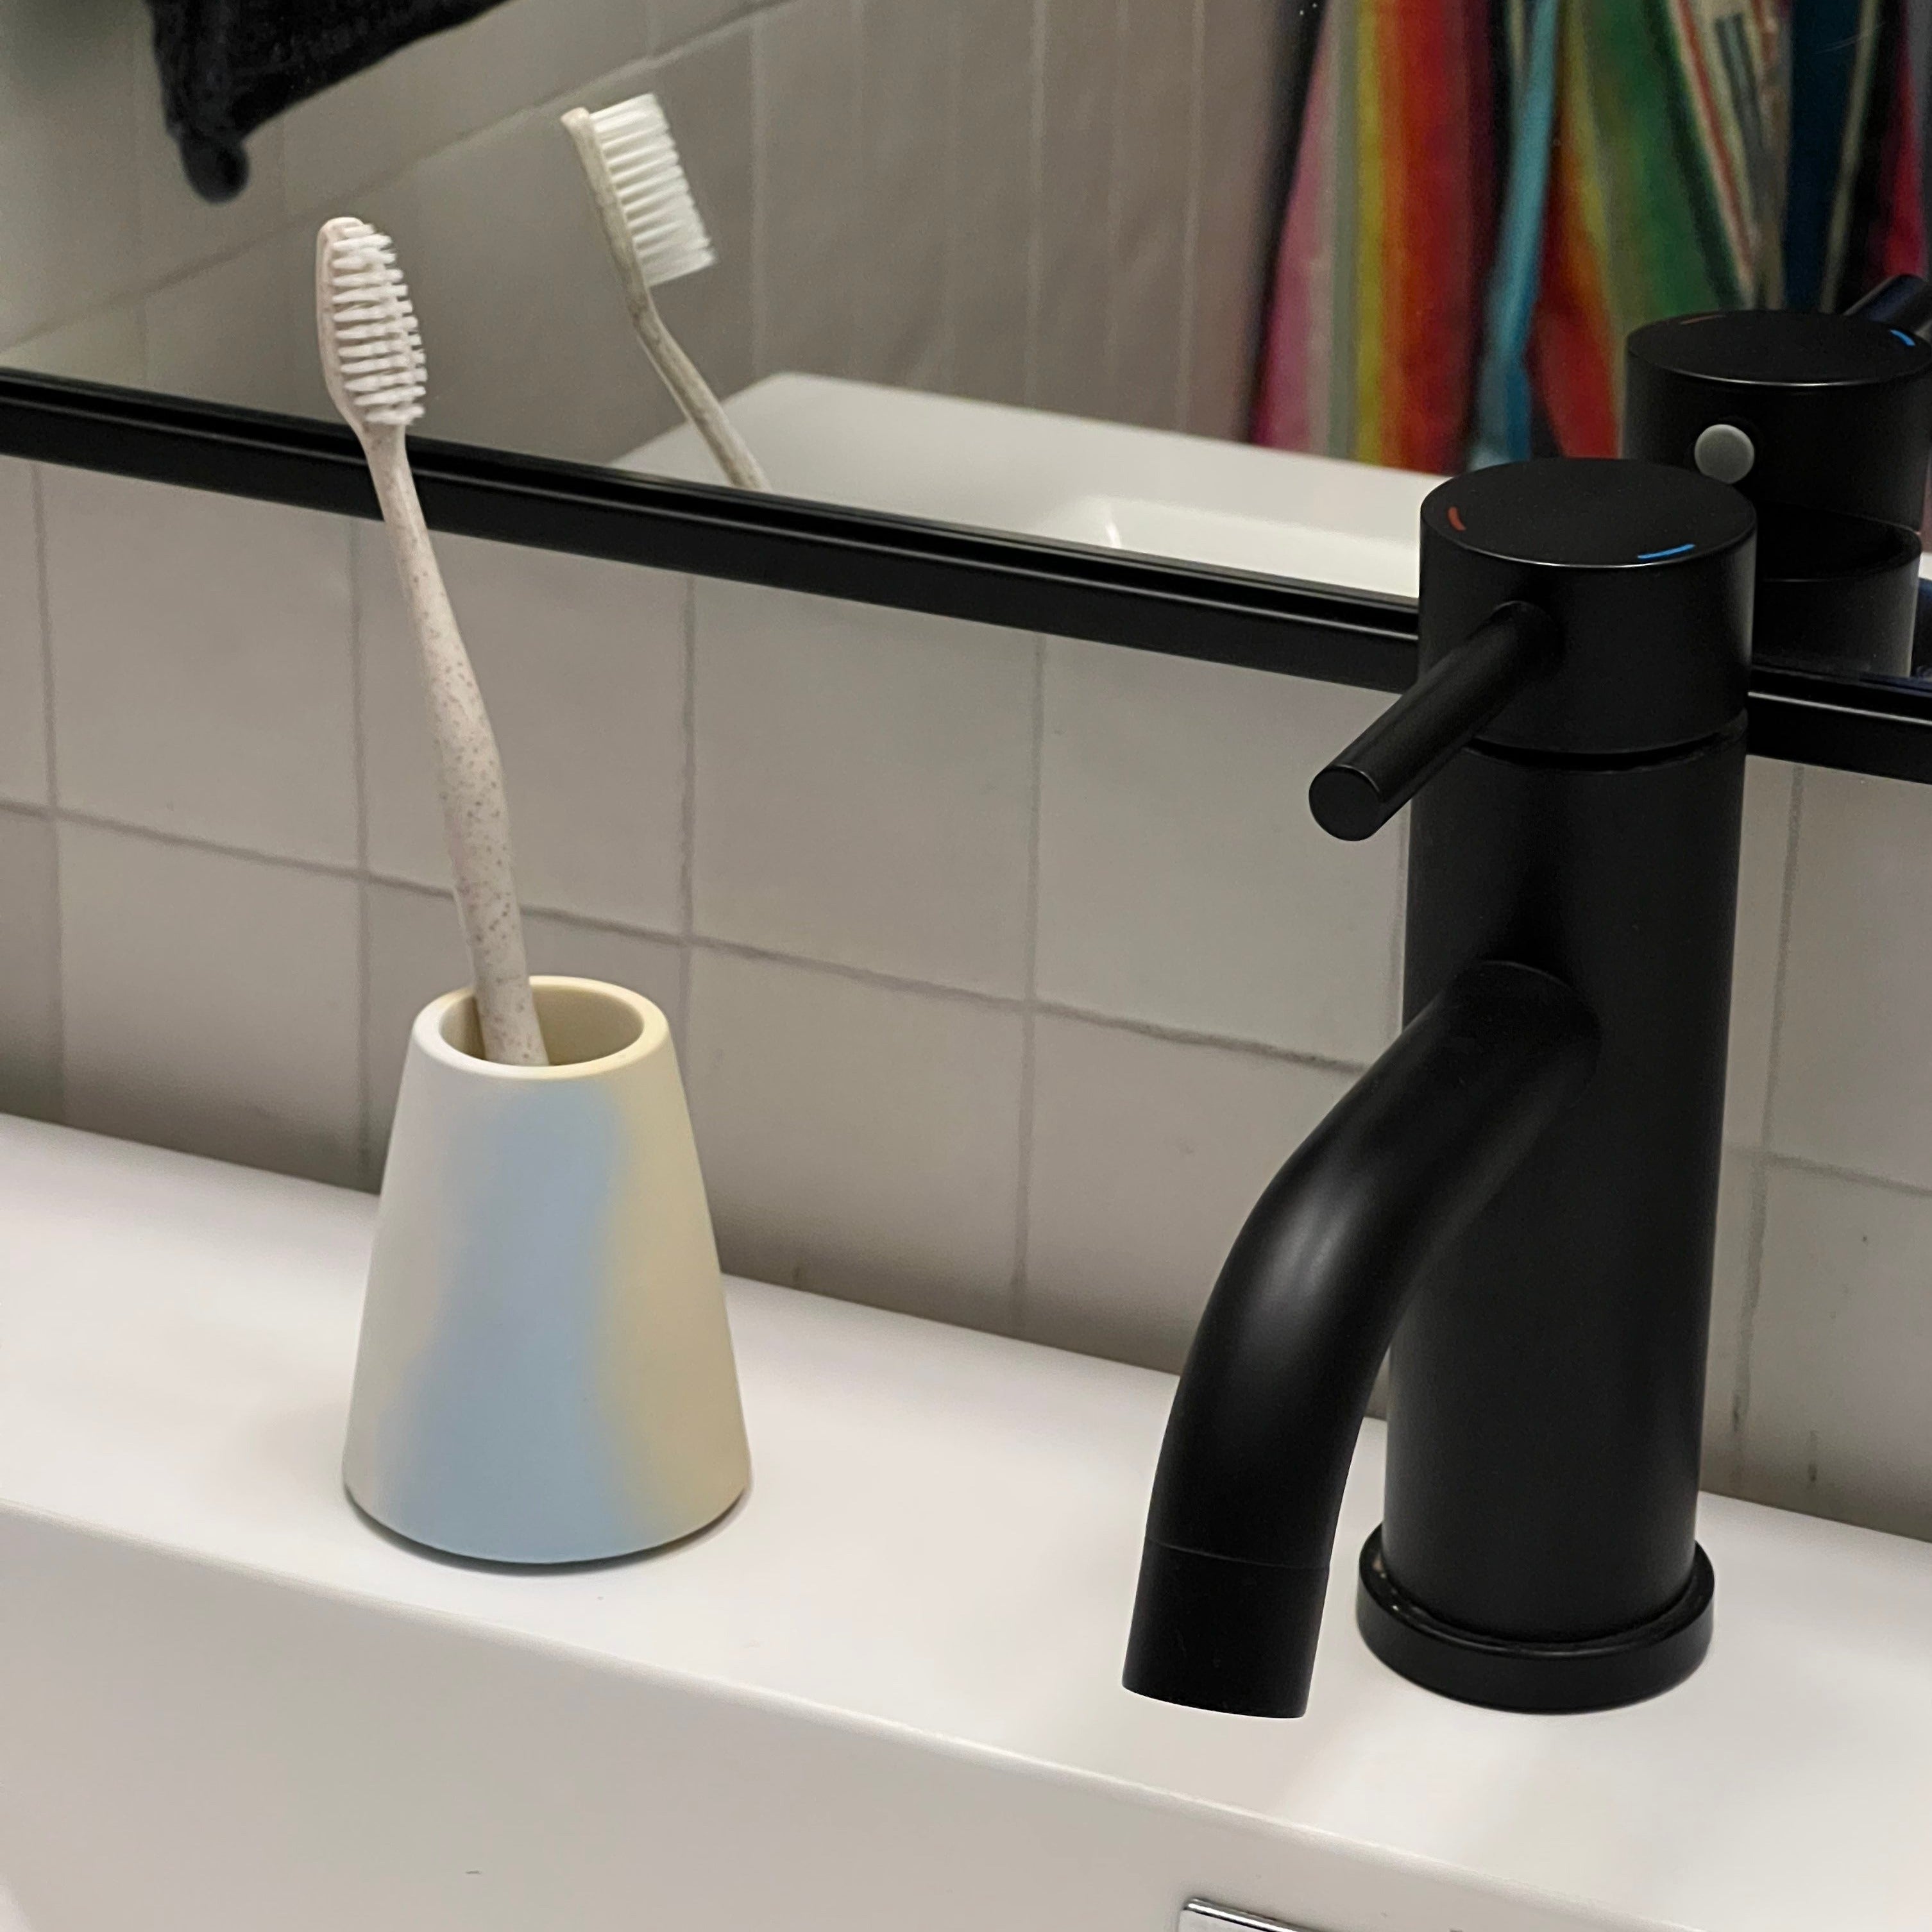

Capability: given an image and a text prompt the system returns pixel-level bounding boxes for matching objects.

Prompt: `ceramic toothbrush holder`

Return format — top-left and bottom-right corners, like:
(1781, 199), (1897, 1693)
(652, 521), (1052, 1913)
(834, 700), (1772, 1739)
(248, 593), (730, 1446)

(343, 976), (750, 1563)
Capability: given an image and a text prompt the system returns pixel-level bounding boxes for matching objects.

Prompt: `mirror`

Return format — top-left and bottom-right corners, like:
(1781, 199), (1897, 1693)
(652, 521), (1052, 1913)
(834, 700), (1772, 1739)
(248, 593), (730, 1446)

(3, 0), (1928, 691)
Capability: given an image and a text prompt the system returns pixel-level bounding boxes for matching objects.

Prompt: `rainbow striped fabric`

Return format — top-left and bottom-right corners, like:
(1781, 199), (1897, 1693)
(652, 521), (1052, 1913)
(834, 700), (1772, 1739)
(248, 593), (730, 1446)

(1251, 0), (1927, 472)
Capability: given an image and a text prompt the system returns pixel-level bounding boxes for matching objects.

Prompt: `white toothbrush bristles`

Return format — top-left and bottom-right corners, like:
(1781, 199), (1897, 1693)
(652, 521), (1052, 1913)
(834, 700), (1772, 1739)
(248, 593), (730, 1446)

(563, 94), (768, 490)
(582, 94), (716, 289)
(316, 216), (547, 1068)
(317, 217), (426, 429)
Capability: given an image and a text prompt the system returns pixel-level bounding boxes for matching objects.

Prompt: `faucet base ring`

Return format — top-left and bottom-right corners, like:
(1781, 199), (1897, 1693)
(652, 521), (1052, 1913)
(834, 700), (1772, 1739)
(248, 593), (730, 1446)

(1355, 1530), (1714, 1713)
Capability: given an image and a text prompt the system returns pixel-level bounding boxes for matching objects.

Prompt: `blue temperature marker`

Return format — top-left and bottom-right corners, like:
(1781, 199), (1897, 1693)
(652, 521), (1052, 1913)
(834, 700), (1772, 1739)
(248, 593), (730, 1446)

(1636, 543), (1695, 562)
(1894, 330), (1919, 348)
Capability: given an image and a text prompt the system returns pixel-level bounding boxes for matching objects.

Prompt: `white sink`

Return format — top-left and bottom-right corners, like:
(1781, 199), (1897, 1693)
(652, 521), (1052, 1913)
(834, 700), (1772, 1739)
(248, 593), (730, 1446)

(1030, 493), (1418, 595)
(622, 373), (1431, 597)
(3, 1116), (1930, 1931)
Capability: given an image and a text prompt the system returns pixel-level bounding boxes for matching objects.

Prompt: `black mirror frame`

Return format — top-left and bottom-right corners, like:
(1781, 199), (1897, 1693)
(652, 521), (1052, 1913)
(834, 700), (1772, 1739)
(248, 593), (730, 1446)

(4, 369), (1928, 785)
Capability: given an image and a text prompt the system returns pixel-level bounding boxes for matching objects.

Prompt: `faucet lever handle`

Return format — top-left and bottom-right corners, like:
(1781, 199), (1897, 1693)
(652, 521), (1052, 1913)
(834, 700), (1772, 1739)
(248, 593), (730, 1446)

(1847, 273), (1932, 336)
(1310, 601), (1560, 841)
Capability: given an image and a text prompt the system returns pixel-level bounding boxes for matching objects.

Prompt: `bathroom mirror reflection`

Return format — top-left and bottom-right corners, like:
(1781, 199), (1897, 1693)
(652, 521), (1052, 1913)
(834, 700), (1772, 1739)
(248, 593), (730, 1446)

(4, 0), (1930, 693)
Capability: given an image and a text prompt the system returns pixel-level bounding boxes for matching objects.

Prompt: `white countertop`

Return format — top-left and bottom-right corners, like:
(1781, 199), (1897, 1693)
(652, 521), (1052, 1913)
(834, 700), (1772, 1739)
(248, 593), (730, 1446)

(3, 1116), (1930, 1931)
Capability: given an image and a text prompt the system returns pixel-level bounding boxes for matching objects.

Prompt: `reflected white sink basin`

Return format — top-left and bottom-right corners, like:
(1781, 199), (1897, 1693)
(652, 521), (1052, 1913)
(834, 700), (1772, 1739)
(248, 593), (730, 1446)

(3, 1117), (1930, 1931)
(1030, 492), (1418, 595)
(623, 373), (1430, 597)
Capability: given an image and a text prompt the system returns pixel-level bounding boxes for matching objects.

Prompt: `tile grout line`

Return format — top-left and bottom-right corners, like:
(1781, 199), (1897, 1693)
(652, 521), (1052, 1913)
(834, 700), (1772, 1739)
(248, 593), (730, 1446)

(941, 0), (961, 396)
(52, 799), (700, 956)
(851, 0), (870, 381)
(1759, 1143), (1932, 1203)
(1038, 1004), (1365, 1078)
(1387, 813), (1411, 1041)
(1173, 0), (1207, 431)
(747, 6), (770, 381)
(31, 465), (65, 1123)
(677, 573), (700, 1046)
(842, 0), (861, 381)
(689, 924), (1373, 1075)
(1734, 767), (1810, 1458)
(375, 870), (688, 954)
(1731, 1148), (1770, 1488)
(940, 0), (962, 395)
(1758, 766), (1807, 1150)
(1010, 632), (1049, 1340)
(1022, 0), (1046, 409)
(45, 817), (1368, 1085)
(348, 518), (375, 1185)
(650, 1), (782, 67)
(54, 808), (364, 883)
(1102, 0), (1126, 413)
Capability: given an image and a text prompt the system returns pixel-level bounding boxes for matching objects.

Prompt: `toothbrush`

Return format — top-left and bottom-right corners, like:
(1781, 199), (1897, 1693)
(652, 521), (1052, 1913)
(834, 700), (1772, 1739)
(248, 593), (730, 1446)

(562, 94), (770, 491)
(316, 216), (548, 1067)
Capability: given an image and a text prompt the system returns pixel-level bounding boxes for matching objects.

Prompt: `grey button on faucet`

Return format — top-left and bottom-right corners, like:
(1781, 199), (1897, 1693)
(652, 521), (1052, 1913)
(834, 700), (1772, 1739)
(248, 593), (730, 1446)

(1693, 421), (1756, 482)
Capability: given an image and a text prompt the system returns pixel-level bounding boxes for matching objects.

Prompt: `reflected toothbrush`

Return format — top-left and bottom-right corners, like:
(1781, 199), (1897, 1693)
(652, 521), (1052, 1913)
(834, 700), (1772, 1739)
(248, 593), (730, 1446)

(563, 93), (769, 491)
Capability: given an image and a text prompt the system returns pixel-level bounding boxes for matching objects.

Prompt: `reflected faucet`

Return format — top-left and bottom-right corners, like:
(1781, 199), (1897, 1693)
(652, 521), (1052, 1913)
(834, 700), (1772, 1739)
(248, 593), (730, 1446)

(1624, 276), (1932, 680)
(1125, 457), (1756, 1718)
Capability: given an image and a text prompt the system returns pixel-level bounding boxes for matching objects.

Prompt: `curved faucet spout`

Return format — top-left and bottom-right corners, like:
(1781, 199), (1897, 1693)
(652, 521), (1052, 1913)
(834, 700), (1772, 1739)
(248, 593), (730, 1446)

(1123, 960), (1598, 1718)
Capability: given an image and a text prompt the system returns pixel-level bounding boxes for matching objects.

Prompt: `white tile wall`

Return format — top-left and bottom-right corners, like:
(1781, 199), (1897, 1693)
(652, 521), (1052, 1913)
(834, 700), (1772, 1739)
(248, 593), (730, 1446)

(752, 0), (860, 381)
(1725, 757), (1796, 1147)
(1770, 765), (1932, 1190)
(57, 820), (362, 1186)
(1037, 638), (1401, 1062)
(1186, 0), (1291, 439)
(1, 0), (1285, 467)
(0, 0), (142, 348)
(691, 579), (1038, 995)
(0, 458), (46, 806)
(1110, 0), (1198, 429)
(42, 468), (358, 867)
(0, 805), (58, 1122)
(947, 0), (1037, 408)
(653, 0), (767, 56)
(142, 232), (315, 420)
(0, 307), (146, 388)
(1702, 1149), (1760, 1496)
(279, 0), (663, 214)
(854, 0), (954, 393)
(357, 526), (688, 931)
(1032, 0), (1120, 419)
(684, 947), (1027, 1328)
(9, 457), (1932, 1550)
(1748, 1164), (1932, 1539)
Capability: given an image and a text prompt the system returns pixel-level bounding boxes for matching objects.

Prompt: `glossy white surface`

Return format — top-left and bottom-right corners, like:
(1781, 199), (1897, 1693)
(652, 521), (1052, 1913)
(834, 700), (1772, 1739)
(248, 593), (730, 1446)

(1031, 495), (1416, 597)
(344, 979), (747, 1563)
(3, 1116), (1931, 1931)
(623, 373), (1433, 594)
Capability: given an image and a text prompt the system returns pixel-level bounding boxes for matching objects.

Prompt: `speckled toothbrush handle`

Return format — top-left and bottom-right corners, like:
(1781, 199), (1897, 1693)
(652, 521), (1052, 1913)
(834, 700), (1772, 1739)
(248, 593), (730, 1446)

(630, 286), (770, 491)
(366, 435), (548, 1067)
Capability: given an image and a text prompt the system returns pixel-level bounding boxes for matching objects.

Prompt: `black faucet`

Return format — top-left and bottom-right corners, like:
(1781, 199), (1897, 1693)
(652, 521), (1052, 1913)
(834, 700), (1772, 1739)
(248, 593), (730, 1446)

(1624, 276), (1932, 678)
(1124, 457), (1755, 1718)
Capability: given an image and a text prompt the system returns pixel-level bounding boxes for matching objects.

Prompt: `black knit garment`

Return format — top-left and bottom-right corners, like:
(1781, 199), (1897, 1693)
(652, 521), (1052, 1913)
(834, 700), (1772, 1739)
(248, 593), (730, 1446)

(144, 0), (513, 201)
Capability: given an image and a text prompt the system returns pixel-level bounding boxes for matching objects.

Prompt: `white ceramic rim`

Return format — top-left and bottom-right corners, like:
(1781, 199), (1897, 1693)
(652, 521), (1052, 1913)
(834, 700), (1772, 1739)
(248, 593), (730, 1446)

(412, 976), (670, 1081)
